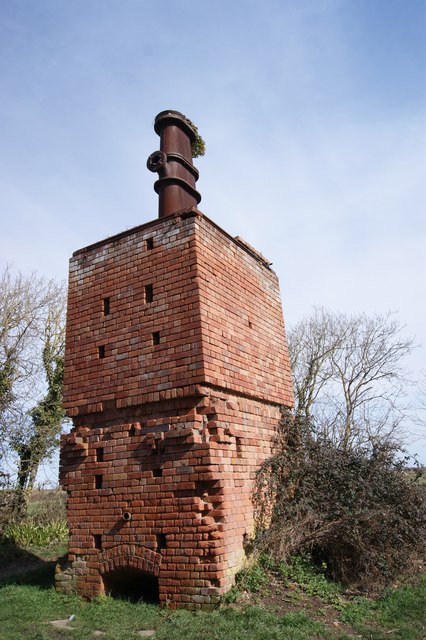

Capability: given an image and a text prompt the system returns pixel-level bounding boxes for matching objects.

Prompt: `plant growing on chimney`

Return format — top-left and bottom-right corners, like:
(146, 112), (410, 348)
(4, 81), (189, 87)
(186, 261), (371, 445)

(183, 115), (206, 158)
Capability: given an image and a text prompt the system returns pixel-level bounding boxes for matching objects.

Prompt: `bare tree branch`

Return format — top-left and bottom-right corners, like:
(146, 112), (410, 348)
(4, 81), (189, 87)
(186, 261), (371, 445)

(0, 266), (67, 516)
(288, 308), (414, 450)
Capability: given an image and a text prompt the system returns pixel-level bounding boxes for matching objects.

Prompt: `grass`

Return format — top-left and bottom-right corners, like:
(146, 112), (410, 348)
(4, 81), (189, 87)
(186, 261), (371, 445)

(224, 553), (344, 606)
(1, 575), (425, 640)
(3, 520), (68, 546)
(223, 554), (426, 639)
(0, 585), (327, 640)
(0, 549), (425, 640)
(276, 555), (343, 604)
(340, 577), (426, 640)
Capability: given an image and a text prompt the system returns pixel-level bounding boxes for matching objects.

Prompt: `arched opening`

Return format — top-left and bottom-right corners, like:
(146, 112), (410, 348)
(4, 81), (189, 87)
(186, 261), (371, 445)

(102, 567), (159, 603)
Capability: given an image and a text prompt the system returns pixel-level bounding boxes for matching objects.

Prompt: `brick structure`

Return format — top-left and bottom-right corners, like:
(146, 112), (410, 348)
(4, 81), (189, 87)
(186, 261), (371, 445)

(56, 111), (293, 608)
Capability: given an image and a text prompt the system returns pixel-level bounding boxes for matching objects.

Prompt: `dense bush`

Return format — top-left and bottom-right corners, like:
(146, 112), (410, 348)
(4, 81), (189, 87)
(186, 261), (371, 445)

(254, 410), (426, 589)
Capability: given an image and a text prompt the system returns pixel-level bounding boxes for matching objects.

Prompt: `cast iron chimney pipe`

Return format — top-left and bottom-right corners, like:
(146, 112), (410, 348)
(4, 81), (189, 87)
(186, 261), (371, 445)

(147, 110), (201, 218)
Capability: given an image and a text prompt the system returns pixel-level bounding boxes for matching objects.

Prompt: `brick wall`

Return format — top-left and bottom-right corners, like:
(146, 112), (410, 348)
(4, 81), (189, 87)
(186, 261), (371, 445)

(194, 214), (293, 404)
(57, 209), (293, 607)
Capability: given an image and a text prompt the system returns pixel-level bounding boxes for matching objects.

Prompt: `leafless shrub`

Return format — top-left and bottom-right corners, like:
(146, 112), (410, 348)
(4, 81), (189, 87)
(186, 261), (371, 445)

(254, 409), (426, 589)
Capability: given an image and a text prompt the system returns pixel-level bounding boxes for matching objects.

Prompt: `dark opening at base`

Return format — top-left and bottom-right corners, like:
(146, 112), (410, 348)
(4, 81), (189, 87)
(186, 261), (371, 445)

(103, 567), (159, 603)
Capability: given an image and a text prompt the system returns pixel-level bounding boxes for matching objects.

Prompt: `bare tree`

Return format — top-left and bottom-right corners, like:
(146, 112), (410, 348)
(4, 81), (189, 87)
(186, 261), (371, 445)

(288, 309), (414, 450)
(289, 308), (344, 422)
(0, 266), (66, 516)
(412, 370), (426, 446)
(0, 268), (62, 408)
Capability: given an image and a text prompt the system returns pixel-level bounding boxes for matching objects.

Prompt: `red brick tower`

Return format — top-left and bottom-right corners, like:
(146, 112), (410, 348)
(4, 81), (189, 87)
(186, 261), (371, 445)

(56, 111), (293, 608)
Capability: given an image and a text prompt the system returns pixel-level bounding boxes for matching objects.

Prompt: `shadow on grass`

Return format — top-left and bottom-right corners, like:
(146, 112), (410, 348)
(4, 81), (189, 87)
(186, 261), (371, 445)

(0, 538), (66, 589)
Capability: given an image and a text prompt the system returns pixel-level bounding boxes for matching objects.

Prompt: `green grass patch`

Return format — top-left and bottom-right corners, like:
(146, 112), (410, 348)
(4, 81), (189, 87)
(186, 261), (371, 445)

(2, 578), (424, 640)
(154, 607), (323, 640)
(3, 520), (68, 546)
(236, 559), (271, 593)
(277, 555), (343, 605)
(0, 569), (425, 639)
(0, 585), (325, 640)
(341, 575), (426, 640)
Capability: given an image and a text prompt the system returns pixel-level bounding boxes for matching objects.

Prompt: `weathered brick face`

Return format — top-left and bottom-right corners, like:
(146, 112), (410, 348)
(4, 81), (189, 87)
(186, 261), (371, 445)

(194, 217), (293, 404)
(57, 209), (293, 608)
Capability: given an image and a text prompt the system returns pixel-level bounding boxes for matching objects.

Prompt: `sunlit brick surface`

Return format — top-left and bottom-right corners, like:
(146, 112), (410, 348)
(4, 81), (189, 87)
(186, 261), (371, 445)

(57, 210), (293, 607)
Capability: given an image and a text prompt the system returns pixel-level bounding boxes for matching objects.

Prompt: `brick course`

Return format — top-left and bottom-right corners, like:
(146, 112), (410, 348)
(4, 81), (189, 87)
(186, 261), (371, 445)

(57, 208), (293, 607)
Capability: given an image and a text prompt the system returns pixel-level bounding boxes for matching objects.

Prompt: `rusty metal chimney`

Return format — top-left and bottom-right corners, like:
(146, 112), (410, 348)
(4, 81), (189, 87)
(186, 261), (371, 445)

(147, 110), (201, 218)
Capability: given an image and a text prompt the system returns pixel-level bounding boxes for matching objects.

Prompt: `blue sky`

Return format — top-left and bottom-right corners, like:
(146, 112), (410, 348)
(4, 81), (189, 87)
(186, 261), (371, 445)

(0, 0), (425, 470)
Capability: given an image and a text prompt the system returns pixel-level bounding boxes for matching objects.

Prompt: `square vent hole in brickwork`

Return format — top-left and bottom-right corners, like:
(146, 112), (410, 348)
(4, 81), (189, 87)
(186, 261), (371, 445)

(152, 331), (160, 346)
(144, 284), (153, 303)
(195, 480), (219, 498)
(156, 533), (167, 550)
(103, 297), (110, 316)
(146, 237), (154, 250)
(152, 468), (163, 478)
(95, 447), (104, 462)
(98, 345), (106, 359)
(201, 553), (216, 564)
(93, 534), (102, 550)
(95, 474), (103, 489)
(150, 438), (166, 455)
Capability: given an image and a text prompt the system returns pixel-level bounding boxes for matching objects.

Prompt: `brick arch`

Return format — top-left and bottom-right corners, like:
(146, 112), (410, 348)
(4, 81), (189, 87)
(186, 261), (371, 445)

(99, 544), (162, 577)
